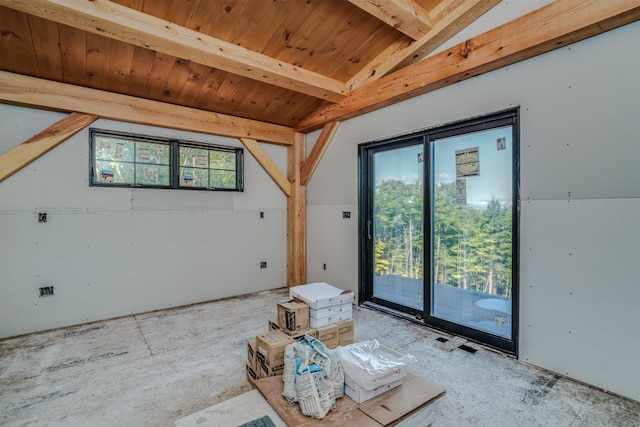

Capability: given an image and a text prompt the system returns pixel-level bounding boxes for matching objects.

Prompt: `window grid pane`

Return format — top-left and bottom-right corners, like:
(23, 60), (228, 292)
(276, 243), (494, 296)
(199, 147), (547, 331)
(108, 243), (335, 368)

(90, 130), (242, 191)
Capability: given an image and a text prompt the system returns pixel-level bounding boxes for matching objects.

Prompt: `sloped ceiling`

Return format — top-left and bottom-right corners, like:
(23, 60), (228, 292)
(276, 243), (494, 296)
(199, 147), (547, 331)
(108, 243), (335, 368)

(0, 0), (500, 129)
(0, 0), (638, 138)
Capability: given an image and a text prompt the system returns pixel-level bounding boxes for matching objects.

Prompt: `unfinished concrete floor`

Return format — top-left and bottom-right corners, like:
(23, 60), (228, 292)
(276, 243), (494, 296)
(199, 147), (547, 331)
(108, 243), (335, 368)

(1, 288), (638, 426)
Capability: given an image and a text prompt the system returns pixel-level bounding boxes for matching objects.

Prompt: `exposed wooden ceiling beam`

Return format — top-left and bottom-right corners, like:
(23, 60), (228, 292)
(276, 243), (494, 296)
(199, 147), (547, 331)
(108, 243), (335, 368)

(0, 112), (97, 182)
(346, 0), (432, 40)
(346, 0), (500, 91)
(0, 0), (347, 102)
(297, 0), (640, 132)
(0, 71), (294, 145)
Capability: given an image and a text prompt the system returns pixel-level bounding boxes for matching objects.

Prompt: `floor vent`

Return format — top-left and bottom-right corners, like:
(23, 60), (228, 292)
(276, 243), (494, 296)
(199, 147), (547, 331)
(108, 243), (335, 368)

(459, 344), (477, 354)
(436, 336), (475, 353)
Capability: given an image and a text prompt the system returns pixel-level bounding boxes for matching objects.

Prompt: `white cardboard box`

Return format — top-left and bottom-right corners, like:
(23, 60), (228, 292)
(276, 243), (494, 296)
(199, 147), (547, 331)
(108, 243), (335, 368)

(309, 311), (352, 328)
(289, 282), (354, 310)
(340, 343), (409, 391)
(309, 302), (352, 319)
(344, 376), (404, 403)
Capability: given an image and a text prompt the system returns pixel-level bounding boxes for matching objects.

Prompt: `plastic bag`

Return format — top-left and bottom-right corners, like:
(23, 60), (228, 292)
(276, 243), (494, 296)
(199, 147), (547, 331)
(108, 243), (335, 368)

(336, 339), (416, 391)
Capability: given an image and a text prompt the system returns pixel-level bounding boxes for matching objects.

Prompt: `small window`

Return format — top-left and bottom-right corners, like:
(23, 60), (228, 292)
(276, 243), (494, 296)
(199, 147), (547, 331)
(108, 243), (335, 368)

(178, 144), (239, 190)
(90, 129), (243, 191)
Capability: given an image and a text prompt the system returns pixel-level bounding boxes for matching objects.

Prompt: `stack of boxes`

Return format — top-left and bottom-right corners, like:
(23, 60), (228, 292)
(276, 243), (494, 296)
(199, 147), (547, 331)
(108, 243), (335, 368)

(246, 282), (355, 385)
(290, 282), (354, 328)
(341, 345), (409, 403)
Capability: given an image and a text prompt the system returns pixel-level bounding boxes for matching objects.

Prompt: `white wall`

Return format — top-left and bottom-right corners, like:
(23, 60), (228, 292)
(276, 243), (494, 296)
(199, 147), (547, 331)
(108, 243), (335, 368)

(1, 0), (638, 402)
(305, 19), (640, 400)
(0, 112), (288, 338)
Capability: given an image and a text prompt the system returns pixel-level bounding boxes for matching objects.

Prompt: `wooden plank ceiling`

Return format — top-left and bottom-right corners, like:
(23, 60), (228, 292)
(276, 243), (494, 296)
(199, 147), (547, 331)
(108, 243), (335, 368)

(0, 0), (499, 129)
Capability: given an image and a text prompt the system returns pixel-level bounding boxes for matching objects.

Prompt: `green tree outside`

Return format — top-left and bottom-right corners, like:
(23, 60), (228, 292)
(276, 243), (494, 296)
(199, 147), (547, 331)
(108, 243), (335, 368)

(374, 180), (512, 297)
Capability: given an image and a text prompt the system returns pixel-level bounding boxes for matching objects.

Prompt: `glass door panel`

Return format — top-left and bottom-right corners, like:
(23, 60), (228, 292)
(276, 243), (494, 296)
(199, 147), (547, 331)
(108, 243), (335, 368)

(359, 109), (518, 354)
(371, 143), (424, 311)
(431, 127), (513, 339)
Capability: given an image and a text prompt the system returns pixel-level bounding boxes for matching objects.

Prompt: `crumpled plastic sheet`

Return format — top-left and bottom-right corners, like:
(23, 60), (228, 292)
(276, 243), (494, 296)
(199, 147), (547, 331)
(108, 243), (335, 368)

(336, 339), (416, 391)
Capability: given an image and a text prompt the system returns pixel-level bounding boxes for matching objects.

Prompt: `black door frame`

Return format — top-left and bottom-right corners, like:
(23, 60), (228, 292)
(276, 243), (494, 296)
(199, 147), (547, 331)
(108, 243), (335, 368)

(358, 108), (520, 355)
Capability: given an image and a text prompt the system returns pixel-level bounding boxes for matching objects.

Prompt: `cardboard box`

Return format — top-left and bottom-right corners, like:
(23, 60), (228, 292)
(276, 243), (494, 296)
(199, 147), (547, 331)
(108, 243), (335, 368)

(268, 318), (281, 331)
(336, 318), (355, 346)
(342, 345), (408, 391)
(254, 373), (445, 426)
(290, 282), (354, 310)
(340, 336), (355, 346)
(258, 361), (285, 378)
(344, 377), (404, 403)
(310, 311), (353, 328)
(315, 324), (339, 349)
(277, 299), (309, 333)
(309, 302), (352, 319)
(255, 330), (294, 367)
(247, 339), (257, 371)
(246, 362), (257, 385)
(283, 328), (316, 340)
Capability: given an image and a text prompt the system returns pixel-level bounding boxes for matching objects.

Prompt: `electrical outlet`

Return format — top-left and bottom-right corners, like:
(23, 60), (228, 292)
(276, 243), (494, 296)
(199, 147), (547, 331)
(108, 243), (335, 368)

(323, 263), (327, 270)
(39, 286), (54, 297)
(260, 211), (264, 218)
(260, 261), (267, 269)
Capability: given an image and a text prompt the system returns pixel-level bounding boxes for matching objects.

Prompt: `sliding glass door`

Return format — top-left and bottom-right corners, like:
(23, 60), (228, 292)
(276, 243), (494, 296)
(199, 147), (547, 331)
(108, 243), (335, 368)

(359, 110), (519, 353)
(365, 138), (425, 314)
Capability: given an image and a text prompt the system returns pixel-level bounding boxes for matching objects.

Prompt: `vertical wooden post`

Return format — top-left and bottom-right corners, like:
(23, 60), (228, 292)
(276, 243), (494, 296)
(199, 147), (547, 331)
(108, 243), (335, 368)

(287, 132), (306, 287)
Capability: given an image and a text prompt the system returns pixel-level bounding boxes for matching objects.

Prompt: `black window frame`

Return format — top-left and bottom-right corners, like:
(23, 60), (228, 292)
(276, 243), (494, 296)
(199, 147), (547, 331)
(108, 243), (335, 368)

(89, 129), (244, 192)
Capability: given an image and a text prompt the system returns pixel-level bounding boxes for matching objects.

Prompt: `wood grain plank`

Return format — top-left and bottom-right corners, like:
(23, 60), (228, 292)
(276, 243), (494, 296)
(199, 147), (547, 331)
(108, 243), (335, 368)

(224, 1), (263, 47)
(0, 70), (294, 145)
(0, 112), (97, 182)
(228, 82), (281, 122)
(86, 32), (112, 90)
(346, 0), (433, 40)
(170, 61), (211, 107)
(394, 0), (500, 70)
(192, 68), (232, 108)
(106, 40), (135, 94)
(283, 97), (325, 128)
(264, 1), (376, 81)
(287, 132), (306, 287)
(140, 0), (171, 20)
(301, 121), (340, 186)
(346, 0), (499, 91)
(126, 45), (156, 98)
(246, 85), (320, 128)
(27, 14), (63, 81)
(188, 0), (244, 40)
(0, 0), (346, 101)
(298, 0), (640, 131)
(160, 57), (194, 103)
(239, 138), (291, 197)
(112, 0), (144, 11)
(58, 23), (86, 85)
(0, 6), (38, 74)
(143, 52), (174, 99)
(259, 0), (317, 60)
(166, 0), (201, 28)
